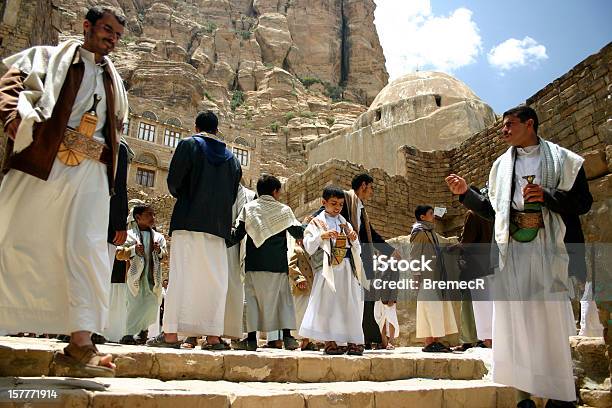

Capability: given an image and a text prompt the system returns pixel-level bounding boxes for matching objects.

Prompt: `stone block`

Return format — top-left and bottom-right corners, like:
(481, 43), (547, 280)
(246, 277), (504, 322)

(607, 145), (612, 173)
(224, 353), (298, 382)
(582, 150), (610, 179)
(580, 389), (612, 408)
(112, 349), (156, 378)
(229, 393), (304, 408)
(443, 384), (497, 408)
(155, 351), (224, 381)
(328, 356), (371, 381)
(587, 173), (612, 202)
(91, 393), (229, 408)
(415, 357), (449, 379)
(369, 354), (415, 381)
(302, 388), (375, 408)
(296, 355), (334, 382)
(0, 345), (53, 377)
(374, 388), (443, 407)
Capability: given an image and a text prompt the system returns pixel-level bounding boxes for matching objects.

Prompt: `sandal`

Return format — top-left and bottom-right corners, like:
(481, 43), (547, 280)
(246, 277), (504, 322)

(180, 336), (198, 349)
(54, 343), (115, 377)
(262, 340), (283, 349)
(232, 338), (257, 351)
(451, 343), (473, 352)
(201, 341), (230, 351)
(323, 341), (344, 355)
(385, 343), (395, 350)
(145, 333), (182, 349)
(283, 336), (299, 351)
(422, 341), (452, 353)
(301, 342), (318, 351)
(346, 343), (364, 356)
(119, 335), (138, 345)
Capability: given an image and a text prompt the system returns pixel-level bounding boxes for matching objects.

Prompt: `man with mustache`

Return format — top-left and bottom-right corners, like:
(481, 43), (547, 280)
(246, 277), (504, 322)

(446, 106), (592, 407)
(0, 5), (129, 377)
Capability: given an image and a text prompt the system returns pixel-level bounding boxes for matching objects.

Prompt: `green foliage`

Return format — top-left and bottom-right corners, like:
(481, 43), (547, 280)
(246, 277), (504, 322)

(324, 84), (344, 102)
(203, 91), (213, 102)
(299, 111), (316, 119)
(230, 90), (244, 111)
(245, 110), (253, 120)
(270, 121), (280, 133)
(298, 76), (323, 88)
(202, 21), (217, 34)
(264, 63), (274, 69)
(237, 30), (252, 40)
(325, 117), (335, 126)
(283, 111), (296, 123)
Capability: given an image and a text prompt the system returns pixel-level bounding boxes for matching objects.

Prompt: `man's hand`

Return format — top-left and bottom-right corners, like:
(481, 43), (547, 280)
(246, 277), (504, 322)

(296, 281), (308, 290)
(523, 184), (544, 203)
(445, 174), (468, 195)
(347, 230), (358, 241)
(135, 243), (145, 256)
(153, 242), (161, 254)
(5, 117), (20, 141)
(321, 230), (339, 240)
(112, 230), (127, 246)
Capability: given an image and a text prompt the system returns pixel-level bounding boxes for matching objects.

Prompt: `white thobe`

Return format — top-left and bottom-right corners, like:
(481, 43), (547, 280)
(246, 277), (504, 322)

(492, 145), (576, 402)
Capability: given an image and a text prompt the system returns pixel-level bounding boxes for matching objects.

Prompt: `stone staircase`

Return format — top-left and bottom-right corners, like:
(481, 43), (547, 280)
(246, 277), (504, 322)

(0, 336), (549, 407)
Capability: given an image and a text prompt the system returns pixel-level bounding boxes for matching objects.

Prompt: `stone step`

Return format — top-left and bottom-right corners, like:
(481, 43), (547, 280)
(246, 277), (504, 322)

(0, 337), (488, 383)
(0, 376), (522, 408)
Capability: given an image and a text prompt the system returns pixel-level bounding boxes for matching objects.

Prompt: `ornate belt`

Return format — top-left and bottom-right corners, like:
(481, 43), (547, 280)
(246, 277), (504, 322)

(57, 128), (111, 166)
(510, 210), (544, 229)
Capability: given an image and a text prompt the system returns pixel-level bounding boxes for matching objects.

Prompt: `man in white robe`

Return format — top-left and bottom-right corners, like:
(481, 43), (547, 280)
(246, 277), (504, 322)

(0, 6), (129, 376)
(446, 106), (592, 407)
(147, 111), (241, 350)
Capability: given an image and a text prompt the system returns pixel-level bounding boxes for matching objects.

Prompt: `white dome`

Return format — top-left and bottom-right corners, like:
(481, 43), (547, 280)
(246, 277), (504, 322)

(370, 71), (484, 110)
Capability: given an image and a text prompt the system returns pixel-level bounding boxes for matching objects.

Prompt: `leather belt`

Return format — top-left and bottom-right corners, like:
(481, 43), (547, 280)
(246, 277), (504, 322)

(510, 210), (544, 229)
(58, 128), (111, 165)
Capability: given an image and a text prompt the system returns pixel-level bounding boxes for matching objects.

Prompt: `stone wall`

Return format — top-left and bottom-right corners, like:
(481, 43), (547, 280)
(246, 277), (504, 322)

(282, 158), (412, 239)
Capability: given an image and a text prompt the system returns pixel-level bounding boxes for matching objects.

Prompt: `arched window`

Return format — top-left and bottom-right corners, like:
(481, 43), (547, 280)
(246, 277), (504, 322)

(234, 137), (250, 147)
(165, 117), (182, 127)
(141, 111), (158, 121)
(136, 152), (158, 167)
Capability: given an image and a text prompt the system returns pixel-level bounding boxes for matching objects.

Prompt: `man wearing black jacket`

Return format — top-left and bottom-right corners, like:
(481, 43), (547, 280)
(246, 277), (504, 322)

(148, 111), (241, 349)
(446, 106), (592, 408)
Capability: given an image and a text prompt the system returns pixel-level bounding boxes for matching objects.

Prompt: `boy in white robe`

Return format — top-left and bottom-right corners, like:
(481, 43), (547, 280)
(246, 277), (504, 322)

(299, 186), (368, 355)
(116, 204), (166, 343)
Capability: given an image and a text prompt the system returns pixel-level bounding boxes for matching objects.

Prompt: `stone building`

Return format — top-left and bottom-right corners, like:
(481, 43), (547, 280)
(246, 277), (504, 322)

(307, 71), (497, 176)
(124, 110), (259, 195)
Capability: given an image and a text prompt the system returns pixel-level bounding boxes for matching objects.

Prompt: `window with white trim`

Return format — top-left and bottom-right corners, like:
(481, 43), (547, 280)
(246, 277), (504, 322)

(164, 129), (181, 148)
(136, 168), (155, 187)
(138, 122), (155, 142)
(233, 147), (249, 166)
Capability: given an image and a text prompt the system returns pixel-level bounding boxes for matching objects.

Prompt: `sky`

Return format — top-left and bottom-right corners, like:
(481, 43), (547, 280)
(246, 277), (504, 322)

(373, 0), (612, 113)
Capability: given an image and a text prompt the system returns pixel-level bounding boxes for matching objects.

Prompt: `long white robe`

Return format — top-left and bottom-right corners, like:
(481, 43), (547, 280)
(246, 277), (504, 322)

(103, 244), (128, 342)
(163, 230), (228, 336)
(0, 158), (110, 334)
(299, 213), (364, 344)
(492, 145), (576, 402)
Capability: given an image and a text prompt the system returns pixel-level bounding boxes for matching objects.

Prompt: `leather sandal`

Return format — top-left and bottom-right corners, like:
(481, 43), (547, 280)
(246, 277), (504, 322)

(54, 343), (115, 377)
(346, 343), (364, 356)
(323, 341), (345, 355)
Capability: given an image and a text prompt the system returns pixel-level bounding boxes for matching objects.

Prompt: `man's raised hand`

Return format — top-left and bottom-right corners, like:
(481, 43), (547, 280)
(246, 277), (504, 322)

(445, 174), (468, 195)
